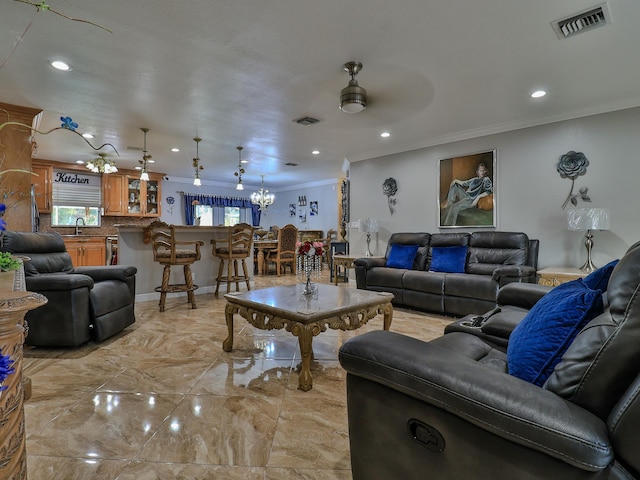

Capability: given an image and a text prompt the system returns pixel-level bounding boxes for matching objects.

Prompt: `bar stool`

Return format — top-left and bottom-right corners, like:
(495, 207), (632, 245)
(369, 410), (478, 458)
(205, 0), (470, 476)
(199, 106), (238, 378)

(147, 221), (203, 312)
(211, 223), (254, 295)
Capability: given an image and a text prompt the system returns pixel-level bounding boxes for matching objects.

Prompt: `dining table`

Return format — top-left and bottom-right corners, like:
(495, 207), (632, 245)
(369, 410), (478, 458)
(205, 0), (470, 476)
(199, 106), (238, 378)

(254, 239), (279, 275)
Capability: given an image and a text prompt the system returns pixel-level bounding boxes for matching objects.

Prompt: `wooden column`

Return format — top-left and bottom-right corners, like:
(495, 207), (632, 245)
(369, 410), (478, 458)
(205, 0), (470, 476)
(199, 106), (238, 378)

(0, 103), (42, 232)
(0, 292), (46, 480)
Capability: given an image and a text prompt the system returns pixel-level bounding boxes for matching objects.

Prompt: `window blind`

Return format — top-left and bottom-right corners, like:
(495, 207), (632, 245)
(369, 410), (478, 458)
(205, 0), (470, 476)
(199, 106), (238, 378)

(52, 170), (102, 207)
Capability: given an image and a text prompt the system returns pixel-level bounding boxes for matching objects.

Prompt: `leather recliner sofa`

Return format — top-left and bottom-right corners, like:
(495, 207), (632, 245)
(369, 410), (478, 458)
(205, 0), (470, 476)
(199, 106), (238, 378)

(354, 231), (539, 317)
(340, 241), (640, 479)
(1, 231), (137, 347)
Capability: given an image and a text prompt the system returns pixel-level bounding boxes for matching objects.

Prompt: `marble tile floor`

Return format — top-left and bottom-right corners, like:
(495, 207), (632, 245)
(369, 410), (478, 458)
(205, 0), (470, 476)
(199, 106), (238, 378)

(22, 271), (453, 479)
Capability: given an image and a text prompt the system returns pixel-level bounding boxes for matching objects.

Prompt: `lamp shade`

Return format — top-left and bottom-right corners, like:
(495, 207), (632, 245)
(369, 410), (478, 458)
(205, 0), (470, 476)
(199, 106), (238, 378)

(358, 218), (379, 233)
(567, 208), (610, 231)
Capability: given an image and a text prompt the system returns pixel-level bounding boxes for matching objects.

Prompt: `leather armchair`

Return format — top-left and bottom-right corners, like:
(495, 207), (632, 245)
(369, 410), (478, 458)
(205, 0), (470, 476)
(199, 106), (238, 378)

(340, 241), (640, 479)
(1, 231), (136, 347)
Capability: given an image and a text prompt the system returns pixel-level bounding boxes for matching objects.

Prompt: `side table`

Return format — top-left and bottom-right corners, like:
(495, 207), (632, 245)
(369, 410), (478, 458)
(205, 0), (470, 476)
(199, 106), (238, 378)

(0, 291), (47, 480)
(332, 255), (385, 285)
(537, 267), (587, 287)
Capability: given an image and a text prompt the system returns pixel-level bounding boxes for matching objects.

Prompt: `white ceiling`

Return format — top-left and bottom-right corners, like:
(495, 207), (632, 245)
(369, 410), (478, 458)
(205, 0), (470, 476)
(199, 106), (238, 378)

(1, 0), (640, 189)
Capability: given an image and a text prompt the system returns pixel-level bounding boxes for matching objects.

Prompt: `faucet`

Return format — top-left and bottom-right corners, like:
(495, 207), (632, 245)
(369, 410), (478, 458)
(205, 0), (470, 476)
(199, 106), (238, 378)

(75, 217), (85, 235)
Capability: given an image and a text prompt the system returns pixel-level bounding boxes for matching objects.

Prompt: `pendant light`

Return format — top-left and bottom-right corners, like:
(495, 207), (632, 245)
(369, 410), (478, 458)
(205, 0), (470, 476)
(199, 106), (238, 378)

(192, 136), (203, 186)
(251, 174), (275, 211)
(139, 127), (151, 181)
(234, 146), (245, 190)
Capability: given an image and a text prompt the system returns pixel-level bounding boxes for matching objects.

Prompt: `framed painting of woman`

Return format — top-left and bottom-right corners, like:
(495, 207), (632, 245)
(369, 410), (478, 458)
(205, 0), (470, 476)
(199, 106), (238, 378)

(438, 150), (496, 228)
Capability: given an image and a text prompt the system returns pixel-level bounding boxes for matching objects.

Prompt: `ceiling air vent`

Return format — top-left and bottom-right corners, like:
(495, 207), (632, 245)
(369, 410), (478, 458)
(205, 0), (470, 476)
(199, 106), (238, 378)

(285, 162), (298, 167)
(552, 3), (610, 39)
(293, 116), (321, 126)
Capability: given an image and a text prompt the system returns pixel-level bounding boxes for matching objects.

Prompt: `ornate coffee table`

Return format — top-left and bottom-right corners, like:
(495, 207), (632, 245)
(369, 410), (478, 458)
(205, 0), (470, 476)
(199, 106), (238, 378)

(223, 284), (393, 391)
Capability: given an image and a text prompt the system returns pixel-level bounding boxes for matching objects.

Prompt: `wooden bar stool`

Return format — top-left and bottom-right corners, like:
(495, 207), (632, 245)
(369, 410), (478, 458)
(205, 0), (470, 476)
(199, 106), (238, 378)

(211, 223), (254, 295)
(147, 221), (203, 312)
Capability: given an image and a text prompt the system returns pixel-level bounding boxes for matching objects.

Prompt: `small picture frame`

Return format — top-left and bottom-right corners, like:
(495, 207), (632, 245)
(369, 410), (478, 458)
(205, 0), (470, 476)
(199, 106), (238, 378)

(289, 203), (296, 217)
(310, 201), (318, 216)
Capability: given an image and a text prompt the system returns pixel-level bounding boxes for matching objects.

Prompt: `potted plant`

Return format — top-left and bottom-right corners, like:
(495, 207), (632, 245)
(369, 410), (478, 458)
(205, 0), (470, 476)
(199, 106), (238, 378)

(0, 252), (21, 294)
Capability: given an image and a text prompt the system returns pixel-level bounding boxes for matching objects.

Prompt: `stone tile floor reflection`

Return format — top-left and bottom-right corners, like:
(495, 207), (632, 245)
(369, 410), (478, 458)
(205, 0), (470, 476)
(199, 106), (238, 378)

(23, 270), (452, 479)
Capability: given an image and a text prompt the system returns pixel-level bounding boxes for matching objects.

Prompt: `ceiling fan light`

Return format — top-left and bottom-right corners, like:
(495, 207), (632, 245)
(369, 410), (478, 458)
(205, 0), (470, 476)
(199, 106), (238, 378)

(340, 61), (367, 113)
(340, 81), (367, 113)
(236, 181), (244, 191)
(140, 170), (149, 181)
(193, 177), (201, 186)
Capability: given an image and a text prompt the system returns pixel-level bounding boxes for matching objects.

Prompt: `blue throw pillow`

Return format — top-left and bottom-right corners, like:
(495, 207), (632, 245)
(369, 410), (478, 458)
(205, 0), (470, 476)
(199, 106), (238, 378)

(429, 246), (468, 273)
(386, 244), (419, 269)
(582, 259), (619, 291)
(507, 280), (604, 386)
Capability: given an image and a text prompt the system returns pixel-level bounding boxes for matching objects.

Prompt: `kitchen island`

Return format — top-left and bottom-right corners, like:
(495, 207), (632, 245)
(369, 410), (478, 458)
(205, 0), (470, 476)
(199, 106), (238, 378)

(117, 225), (254, 302)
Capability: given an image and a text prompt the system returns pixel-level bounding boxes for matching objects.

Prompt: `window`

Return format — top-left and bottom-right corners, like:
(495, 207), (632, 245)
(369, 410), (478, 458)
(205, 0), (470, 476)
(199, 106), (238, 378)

(193, 204), (250, 226)
(224, 207), (240, 226)
(51, 170), (101, 227)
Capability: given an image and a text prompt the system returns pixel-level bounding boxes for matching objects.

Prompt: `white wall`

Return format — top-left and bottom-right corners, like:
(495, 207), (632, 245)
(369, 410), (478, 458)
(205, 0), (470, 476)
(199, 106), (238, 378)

(350, 107), (640, 268)
(158, 177), (342, 237)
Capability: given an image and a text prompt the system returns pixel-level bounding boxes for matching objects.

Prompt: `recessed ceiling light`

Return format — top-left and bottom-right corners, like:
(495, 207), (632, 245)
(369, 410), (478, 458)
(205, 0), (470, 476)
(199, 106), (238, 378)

(241, 159), (248, 164)
(75, 160), (85, 164)
(531, 90), (547, 98)
(50, 60), (71, 71)
(147, 159), (155, 164)
(380, 132), (391, 138)
(135, 166), (141, 170)
(171, 148), (180, 152)
(312, 150), (320, 155)
(82, 133), (94, 139)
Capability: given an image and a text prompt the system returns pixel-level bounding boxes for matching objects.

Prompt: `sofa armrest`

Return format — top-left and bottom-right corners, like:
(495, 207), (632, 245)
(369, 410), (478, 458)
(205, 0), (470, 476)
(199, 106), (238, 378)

(74, 265), (137, 283)
(339, 330), (612, 471)
(492, 265), (537, 285)
(26, 273), (94, 291)
(497, 282), (551, 309)
(353, 257), (386, 269)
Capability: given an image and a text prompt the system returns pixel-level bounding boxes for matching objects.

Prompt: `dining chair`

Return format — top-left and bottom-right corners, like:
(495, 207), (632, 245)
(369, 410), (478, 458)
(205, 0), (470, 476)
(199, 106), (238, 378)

(266, 223), (298, 276)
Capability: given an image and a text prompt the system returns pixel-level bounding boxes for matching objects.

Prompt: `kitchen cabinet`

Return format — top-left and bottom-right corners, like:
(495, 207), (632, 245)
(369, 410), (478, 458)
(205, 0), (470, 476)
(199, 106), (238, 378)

(102, 172), (162, 217)
(63, 237), (106, 267)
(126, 174), (161, 216)
(32, 162), (53, 213)
(103, 174), (126, 215)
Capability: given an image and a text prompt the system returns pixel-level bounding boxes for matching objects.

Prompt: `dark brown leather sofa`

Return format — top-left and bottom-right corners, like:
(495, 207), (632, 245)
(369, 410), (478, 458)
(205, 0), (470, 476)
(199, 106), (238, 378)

(354, 231), (539, 317)
(340, 242), (640, 479)
(1, 231), (136, 347)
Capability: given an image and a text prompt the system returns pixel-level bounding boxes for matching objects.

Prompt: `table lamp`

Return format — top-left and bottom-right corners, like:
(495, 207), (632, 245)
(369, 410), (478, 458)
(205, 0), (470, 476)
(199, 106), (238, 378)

(358, 218), (379, 257)
(567, 208), (610, 273)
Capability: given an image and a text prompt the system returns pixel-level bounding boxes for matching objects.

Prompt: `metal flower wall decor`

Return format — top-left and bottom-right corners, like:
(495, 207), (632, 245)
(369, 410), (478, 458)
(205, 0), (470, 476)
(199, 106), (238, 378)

(382, 178), (398, 214)
(557, 151), (591, 209)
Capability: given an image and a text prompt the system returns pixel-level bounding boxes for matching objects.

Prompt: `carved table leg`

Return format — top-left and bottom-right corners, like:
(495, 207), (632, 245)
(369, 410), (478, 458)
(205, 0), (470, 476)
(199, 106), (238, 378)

(223, 303), (236, 352)
(382, 302), (393, 330)
(292, 322), (320, 391)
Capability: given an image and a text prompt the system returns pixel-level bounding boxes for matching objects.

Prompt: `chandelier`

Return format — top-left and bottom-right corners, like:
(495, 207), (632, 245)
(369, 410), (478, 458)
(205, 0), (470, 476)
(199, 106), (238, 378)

(251, 175), (275, 211)
(192, 136), (204, 186)
(234, 146), (245, 190)
(86, 153), (117, 174)
(139, 127), (154, 181)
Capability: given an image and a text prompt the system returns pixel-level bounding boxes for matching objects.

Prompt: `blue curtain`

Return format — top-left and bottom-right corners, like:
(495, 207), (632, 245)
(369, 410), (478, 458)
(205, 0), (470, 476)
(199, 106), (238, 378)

(183, 193), (260, 226)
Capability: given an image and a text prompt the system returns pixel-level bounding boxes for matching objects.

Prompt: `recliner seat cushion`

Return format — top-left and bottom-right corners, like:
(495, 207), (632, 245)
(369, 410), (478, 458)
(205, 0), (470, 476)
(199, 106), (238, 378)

(507, 280), (604, 386)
